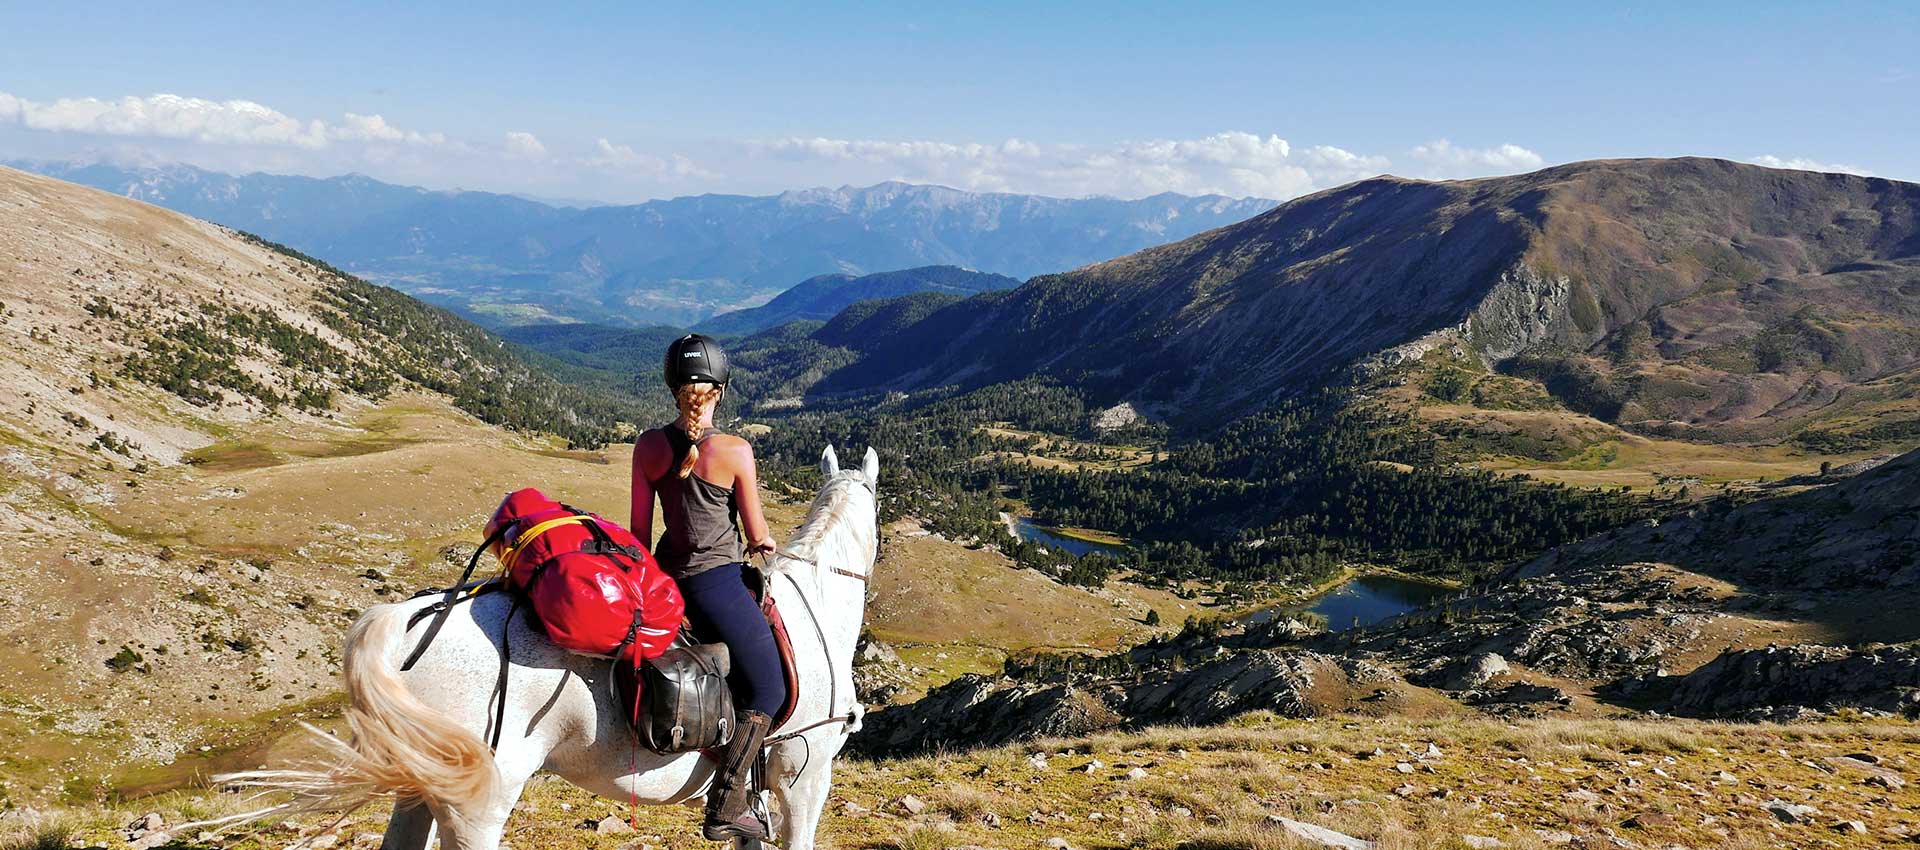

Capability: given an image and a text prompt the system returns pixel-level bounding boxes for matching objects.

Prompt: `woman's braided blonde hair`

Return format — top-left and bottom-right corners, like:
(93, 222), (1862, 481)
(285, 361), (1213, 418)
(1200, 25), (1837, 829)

(673, 381), (724, 479)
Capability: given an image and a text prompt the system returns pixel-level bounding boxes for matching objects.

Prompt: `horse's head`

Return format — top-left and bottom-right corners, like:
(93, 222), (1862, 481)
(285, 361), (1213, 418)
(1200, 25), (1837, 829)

(818, 444), (879, 491)
(775, 444), (880, 583)
(815, 445), (878, 555)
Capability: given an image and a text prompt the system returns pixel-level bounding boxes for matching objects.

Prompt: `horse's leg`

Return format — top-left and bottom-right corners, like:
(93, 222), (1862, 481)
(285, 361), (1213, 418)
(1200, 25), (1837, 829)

(768, 748), (836, 850)
(379, 803), (436, 850)
(431, 779), (525, 850)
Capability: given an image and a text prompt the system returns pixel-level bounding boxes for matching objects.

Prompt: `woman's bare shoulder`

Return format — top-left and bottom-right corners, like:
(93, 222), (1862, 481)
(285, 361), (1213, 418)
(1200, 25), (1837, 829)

(633, 428), (673, 471)
(706, 432), (754, 454)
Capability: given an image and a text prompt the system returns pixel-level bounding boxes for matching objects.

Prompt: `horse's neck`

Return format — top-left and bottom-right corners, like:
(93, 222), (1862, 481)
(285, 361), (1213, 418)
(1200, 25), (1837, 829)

(778, 512), (873, 661)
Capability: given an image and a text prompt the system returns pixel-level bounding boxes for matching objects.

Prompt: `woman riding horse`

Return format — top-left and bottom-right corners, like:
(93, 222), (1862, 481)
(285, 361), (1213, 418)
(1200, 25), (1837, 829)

(632, 333), (783, 840)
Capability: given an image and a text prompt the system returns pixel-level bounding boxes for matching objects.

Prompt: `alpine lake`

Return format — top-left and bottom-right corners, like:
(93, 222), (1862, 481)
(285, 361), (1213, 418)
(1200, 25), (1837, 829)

(1010, 517), (1451, 631)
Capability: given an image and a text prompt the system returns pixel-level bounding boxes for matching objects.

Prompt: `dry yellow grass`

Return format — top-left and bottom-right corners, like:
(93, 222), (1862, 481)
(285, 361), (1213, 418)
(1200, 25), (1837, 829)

(22, 713), (1918, 850)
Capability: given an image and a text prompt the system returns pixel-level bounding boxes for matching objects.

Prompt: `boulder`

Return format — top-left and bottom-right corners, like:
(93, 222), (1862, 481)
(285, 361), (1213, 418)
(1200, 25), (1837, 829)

(856, 638), (900, 665)
(1762, 799), (1819, 824)
(594, 816), (633, 834)
(1445, 653), (1511, 690)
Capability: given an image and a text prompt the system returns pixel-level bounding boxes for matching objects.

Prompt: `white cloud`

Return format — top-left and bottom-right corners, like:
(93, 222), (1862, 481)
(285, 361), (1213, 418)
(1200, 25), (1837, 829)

(504, 131), (546, 158)
(0, 91), (443, 150)
(755, 132), (1391, 198)
(1406, 139), (1545, 179)
(1748, 155), (1874, 177)
(0, 89), (1571, 203)
(585, 138), (716, 180)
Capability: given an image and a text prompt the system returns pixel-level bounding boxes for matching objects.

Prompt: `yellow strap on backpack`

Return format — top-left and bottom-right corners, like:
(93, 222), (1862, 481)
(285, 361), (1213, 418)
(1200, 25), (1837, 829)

(498, 515), (595, 577)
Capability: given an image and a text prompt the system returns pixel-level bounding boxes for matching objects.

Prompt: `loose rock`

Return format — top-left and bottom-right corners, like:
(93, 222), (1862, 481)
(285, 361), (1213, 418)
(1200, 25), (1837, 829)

(1762, 798), (1818, 824)
(1264, 816), (1377, 850)
(595, 816), (633, 834)
(1622, 813), (1672, 829)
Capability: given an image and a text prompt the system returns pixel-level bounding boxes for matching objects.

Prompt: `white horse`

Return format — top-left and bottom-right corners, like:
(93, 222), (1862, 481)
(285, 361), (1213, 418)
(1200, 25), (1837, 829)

(228, 446), (878, 850)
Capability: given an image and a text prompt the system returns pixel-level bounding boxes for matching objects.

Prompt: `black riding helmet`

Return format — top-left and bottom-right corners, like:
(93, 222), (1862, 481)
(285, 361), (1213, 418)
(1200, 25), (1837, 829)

(664, 333), (731, 389)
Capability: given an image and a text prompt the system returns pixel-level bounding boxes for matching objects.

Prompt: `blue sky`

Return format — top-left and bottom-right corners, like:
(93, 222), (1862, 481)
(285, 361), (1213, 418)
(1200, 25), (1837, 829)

(1, 2), (1913, 202)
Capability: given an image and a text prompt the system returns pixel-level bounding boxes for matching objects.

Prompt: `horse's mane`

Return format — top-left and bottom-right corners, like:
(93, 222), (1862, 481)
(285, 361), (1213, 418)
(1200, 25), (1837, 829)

(774, 473), (864, 570)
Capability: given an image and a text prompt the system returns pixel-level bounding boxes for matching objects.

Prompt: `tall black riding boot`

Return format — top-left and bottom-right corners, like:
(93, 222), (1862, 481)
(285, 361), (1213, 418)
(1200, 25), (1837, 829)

(702, 710), (772, 841)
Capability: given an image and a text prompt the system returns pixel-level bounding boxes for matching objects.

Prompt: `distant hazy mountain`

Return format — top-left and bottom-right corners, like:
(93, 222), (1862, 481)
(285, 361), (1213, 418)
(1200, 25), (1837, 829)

(694, 265), (1019, 335)
(754, 158), (1920, 444)
(11, 161), (1277, 327)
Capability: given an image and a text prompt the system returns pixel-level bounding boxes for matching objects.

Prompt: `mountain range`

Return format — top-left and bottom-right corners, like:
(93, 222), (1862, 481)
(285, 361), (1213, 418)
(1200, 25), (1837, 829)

(744, 157), (1920, 446)
(693, 265), (1019, 335)
(8, 160), (1277, 327)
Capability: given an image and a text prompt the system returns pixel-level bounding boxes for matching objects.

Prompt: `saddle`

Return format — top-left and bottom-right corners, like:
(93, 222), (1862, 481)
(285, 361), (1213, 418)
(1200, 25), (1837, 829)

(617, 567), (800, 754)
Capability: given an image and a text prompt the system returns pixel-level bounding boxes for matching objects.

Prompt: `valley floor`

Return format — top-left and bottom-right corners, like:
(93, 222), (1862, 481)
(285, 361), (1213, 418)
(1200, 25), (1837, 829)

(10, 713), (1916, 850)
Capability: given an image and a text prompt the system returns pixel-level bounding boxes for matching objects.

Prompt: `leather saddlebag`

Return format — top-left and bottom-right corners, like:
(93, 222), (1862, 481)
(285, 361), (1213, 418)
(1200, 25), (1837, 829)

(640, 643), (734, 754)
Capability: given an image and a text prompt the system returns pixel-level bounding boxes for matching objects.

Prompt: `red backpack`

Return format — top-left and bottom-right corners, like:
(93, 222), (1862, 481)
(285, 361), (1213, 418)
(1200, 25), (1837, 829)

(483, 488), (684, 663)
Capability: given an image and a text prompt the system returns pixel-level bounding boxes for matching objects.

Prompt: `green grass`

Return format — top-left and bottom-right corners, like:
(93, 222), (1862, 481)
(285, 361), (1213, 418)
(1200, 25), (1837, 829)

(183, 441), (283, 472)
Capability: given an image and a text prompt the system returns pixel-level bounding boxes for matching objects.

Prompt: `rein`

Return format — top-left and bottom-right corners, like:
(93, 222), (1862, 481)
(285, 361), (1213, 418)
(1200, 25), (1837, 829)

(759, 542), (867, 746)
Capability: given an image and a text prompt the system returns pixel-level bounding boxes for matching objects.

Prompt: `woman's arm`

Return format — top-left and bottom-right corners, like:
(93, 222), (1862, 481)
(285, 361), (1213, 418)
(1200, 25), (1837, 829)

(630, 432), (656, 537)
(730, 441), (777, 555)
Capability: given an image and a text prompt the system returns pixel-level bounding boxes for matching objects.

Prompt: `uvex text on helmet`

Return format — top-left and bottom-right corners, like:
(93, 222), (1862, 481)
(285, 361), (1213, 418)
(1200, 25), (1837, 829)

(663, 333), (731, 388)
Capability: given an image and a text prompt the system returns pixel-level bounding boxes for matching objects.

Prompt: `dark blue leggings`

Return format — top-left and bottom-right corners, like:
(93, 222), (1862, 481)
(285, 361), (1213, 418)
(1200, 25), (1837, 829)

(677, 562), (787, 717)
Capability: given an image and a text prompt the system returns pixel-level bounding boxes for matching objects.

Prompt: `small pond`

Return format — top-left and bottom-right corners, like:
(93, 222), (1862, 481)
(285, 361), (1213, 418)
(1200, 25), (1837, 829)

(1244, 574), (1452, 631)
(1010, 516), (1126, 556)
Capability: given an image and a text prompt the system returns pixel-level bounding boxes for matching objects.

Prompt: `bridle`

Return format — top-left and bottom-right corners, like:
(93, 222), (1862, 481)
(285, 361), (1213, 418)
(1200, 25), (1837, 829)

(767, 473), (875, 582)
(773, 547), (870, 583)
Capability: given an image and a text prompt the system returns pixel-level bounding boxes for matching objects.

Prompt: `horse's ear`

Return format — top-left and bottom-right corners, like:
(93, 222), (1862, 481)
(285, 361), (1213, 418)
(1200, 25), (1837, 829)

(862, 446), (879, 483)
(820, 445), (840, 477)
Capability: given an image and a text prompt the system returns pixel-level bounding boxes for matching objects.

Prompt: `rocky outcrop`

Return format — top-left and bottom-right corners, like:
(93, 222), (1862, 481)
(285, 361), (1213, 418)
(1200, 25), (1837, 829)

(852, 637), (913, 705)
(853, 677), (1121, 756)
(1667, 642), (1920, 719)
(853, 649), (1398, 757)
(1090, 402), (1141, 432)
(1327, 562), (1713, 688)
(1466, 264), (1579, 361)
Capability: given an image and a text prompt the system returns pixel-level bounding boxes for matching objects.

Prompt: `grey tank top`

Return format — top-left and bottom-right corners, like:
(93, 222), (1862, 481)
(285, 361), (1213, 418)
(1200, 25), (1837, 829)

(650, 425), (744, 578)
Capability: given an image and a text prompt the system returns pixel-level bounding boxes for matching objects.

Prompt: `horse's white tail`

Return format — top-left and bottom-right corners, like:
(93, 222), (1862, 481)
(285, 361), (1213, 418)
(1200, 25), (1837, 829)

(211, 603), (499, 827)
